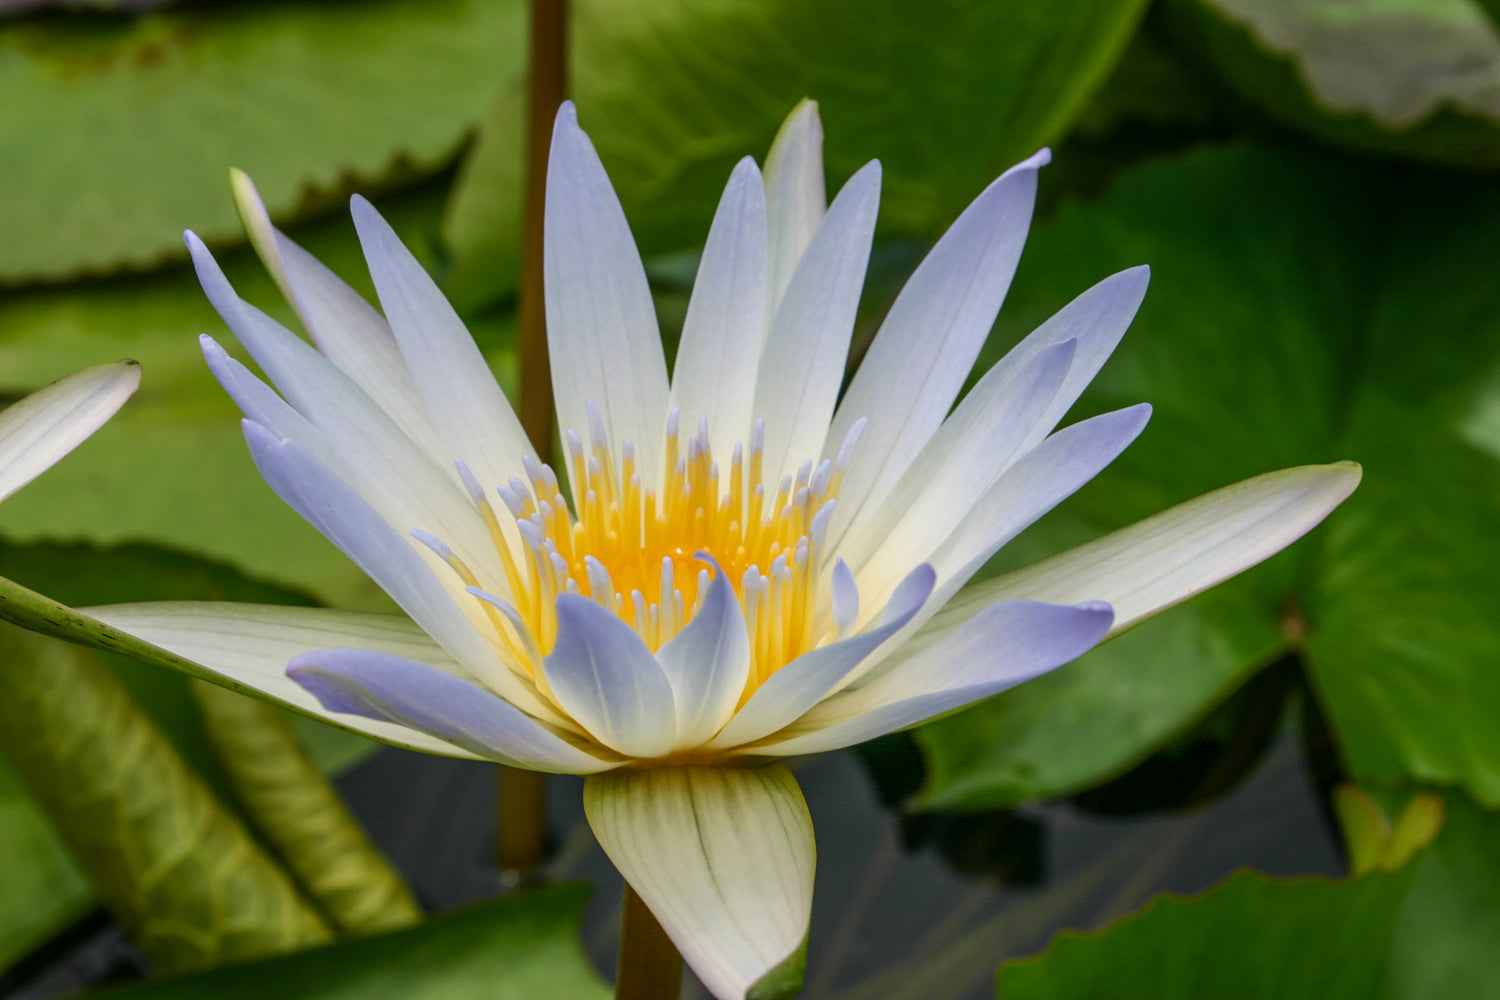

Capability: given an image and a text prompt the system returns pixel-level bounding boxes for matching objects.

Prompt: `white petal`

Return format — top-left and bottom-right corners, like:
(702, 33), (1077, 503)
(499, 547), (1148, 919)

(925, 463), (1363, 640)
(707, 565), (934, 750)
(752, 162), (881, 484)
(584, 766), (814, 1000)
(228, 170), (446, 462)
(188, 239), (501, 587)
(746, 599), (1113, 757)
(994, 265), (1151, 453)
(671, 157), (770, 457)
(764, 99), (827, 316)
(841, 338), (1076, 591)
(240, 420), (561, 725)
(289, 648), (614, 773)
(827, 150), (1050, 534)
(655, 561), (751, 749)
(544, 594), (677, 758)
(0, 361), (140, 503)
(928, 404), (1152, 601)
(351, 195), (534, 497)
(544, 102), (670, 487)
(83, 602), (483, 757)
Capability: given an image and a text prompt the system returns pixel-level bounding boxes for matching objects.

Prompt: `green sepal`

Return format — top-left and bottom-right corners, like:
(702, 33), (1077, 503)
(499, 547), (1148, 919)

(748, 934), (809, 1000)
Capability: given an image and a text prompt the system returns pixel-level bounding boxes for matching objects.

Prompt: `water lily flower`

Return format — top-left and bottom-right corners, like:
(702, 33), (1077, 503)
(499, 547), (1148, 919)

(85, 103), (1357, 999)
(0, 361), (141, 505)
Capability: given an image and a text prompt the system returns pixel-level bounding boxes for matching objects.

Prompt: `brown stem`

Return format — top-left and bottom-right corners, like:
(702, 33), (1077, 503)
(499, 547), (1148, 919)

(616, 885), (684, 1000)
(497, 0), (569, 878)
(518, 0), (567, 460)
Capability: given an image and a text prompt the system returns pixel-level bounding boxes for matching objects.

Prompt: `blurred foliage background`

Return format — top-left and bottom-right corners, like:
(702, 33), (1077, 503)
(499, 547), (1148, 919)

(1, 0), (1499, 997)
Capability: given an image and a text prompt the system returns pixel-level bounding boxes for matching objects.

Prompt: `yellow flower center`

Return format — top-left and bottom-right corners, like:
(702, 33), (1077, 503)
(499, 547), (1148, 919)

(432, 407), (863, 704)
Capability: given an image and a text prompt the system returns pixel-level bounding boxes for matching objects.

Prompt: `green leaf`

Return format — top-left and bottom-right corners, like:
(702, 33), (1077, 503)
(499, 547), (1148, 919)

(0, 752), (93, 974)
(1388, 792), (1500, 1000)
(0, 0), (524, 282)
(442, 0), (1150, 309)
(994, 866), (1417, 998)
(192, 680), (421, 937)
(1157, 0), (1500, 169)
(93, 884), (608, 1000)
(0, 623), (331, 975)
(0, 539), (378, 974)
(917, 144), (1500, 808)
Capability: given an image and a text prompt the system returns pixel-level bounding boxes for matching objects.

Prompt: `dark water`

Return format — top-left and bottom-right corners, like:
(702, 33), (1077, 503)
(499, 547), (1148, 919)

(2, 723), (1341, 1000)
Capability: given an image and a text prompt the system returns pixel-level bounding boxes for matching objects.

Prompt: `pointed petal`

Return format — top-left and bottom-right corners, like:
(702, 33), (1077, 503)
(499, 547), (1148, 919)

(994, 266), (1151, 453)
(351, 195), (533, 495)
(753, 162), (881, 484)
(841, 338), (1076, 590)
(288, 648), (614, 773)
(84, 602), (482, 757)
(932, 404), (1151, 606)
(544, 103), (670, 487)
(544, 594), (677, 758)
(585, 765), (813, 1000)
(764, 99), (827, 316)
(927, 463), (1363, 640)
(240, 420), (560, 724)
(0, 361), (140, 503)
(188, 237), (502, 585)
(656, 560), (752, 749)
(707, 564), (935, 750)
(828, 150), (1050, 532)
(229, 170), (446, 461)
(671, 157), (770, 455)
(748, 600), (1112, 757)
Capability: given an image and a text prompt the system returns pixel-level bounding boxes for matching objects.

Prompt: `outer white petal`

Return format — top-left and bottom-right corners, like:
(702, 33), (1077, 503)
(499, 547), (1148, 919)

(83, 602), (483, 757)
(827, 150), (1050, 534)
(706, 565), (934, 751)
(764, 99), (827, 316)
(288, 648), (614, 773)
(351, 195), (534, 497)
(544, 102), (670, 488)
(228, 170), (446, 461)
(671, 157), (770, 456)
(841, 339), (1075, 587)
(655, 562), (752, 750)
(746, 600), (1113, 758)
(0, 361), (140, 503)
(752, 162), (881, 484)
(584, 766), (814, 1000)
(240, 420), (562, 725)
(543, 594), (677, 759)
(922, 463), (1363, 642)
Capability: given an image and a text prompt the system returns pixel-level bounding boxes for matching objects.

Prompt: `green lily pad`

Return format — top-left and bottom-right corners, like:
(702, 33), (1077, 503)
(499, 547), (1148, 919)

(94, 884), (608, 1000)
(0, 754), (93, 974)
(995, 865), (1417, 998)
(917, 144), (1500, 809)
(0, 0), (523, 282)
(1388, 792), (1500, 1000)
(1157, 0), (1500, 169)
(442, 0), (1150, 309)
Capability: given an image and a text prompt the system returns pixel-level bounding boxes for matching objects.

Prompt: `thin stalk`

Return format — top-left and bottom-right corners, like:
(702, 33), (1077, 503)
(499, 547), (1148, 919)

(497, 0), (569, 877)
(616, 885), (683, 1000)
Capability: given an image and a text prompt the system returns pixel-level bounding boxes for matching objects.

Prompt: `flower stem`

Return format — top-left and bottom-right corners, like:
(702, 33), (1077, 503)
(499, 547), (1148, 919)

(497, 0), (569, 878)
(616, 885), (683, 1000)
(518, 0), (567, 456)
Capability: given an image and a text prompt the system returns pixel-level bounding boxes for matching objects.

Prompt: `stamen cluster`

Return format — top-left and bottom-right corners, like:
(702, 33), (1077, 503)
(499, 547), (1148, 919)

(418, 404), (865, 704)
